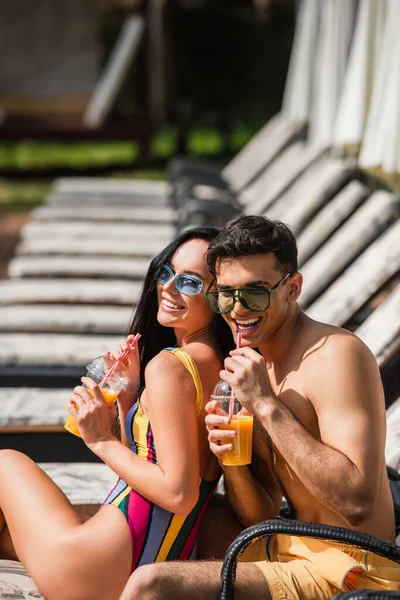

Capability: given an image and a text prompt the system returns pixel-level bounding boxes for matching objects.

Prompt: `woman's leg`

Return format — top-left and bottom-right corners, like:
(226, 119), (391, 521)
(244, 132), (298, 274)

(0, 449), (132, 600)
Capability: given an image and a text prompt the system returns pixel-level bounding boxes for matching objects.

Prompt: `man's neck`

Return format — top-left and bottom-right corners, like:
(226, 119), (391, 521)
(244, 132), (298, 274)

(258, 306), (304, 364)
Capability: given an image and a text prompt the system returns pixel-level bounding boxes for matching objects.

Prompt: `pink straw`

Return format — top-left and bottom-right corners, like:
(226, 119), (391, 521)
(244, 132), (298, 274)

(228, 332), (242, 420)
(99, 333), (141, 388)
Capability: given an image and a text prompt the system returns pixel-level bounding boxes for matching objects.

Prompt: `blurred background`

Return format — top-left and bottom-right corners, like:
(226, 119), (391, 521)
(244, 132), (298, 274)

(0, 0), (293, 185)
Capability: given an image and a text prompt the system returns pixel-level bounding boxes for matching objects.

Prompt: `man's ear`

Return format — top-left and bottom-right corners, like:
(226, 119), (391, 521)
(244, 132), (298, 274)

(288, 272), (303, 304)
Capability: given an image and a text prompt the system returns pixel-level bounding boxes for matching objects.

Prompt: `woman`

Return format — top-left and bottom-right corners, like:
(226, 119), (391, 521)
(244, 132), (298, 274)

(0, 226), (233, 600)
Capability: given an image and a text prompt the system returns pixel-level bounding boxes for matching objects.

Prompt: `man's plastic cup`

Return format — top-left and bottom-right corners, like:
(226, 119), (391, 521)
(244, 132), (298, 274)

(64, 356), (129, 438)
(211, 380), (253, 466)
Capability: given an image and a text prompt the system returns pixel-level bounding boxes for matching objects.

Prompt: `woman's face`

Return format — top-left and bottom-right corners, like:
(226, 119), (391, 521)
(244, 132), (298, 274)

(156, 238), (215, 334)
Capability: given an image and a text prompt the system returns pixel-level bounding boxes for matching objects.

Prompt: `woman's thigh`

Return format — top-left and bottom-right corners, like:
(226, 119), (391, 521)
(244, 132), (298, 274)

(0, 450), (132, 600)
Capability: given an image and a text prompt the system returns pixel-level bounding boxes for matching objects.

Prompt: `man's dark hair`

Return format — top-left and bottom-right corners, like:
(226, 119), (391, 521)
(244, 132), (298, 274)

(206, 215), (298, 276)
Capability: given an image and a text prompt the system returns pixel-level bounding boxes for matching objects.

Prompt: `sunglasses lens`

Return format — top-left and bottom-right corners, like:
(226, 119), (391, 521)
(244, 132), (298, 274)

(156, 265), (173, 284)
(176, 275), (202, 295)
(241, 289), (270, 311)
(206, 288), (270, 313)
(206, 290), (233, 313)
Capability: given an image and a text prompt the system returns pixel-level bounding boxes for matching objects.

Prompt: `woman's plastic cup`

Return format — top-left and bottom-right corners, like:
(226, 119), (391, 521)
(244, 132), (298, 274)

(211, 380), (253, 466)
(65, 356), (129, 438)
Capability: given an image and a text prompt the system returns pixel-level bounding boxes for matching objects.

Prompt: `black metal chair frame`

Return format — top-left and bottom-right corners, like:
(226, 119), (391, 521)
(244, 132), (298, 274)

(219, 475), (400, 600)
(219, 517), (400, 600)
(331, 591), (400, 600)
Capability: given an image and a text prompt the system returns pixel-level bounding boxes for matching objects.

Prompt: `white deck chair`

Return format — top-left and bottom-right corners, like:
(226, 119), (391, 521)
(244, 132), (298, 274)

(265, 153), (353, 234)
(300, 191), (397, 307)
(354, 282), (400, 369)
(306, 219), (400, 326)
(297, 180), (370, 266)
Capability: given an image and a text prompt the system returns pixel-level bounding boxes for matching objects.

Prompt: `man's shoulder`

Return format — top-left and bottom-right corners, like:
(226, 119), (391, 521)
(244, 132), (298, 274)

(300, 317), (371, 365)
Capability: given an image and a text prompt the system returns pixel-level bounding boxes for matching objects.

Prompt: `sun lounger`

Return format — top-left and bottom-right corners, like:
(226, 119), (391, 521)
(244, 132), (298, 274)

(0, 333), (122, 367)
(0, 279), (141, 305)
(16, 236), (166, 257)
(169, 113), (299, 195)
(354, 283), (400, 369)
(31, 203), (178, 224)
(0, 305), (132, 334)
(51, 177), (171, 205)
(266, 154), (353, 233)
(305, 220), (400, 326)
(8, 255), (150, 280)
(300, 191), (397, 307)
(20, 221), (175, 241)
(297, 180), (370, 266)
(386, 397), (400, 472)
(240, 142), (324, 215)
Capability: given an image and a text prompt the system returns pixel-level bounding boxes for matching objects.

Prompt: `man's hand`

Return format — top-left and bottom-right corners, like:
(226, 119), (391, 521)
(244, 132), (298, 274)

(205, 400), (236, 462)
(220, 347), (277, 414)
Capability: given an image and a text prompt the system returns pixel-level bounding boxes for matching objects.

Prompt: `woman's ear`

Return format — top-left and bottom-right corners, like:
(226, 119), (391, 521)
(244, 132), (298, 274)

(288, 272), (303, 304)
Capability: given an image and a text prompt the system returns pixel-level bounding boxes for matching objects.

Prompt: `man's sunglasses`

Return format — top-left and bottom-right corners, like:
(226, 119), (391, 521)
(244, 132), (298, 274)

(205, 273), (291, 314)
(154, 264), (204, 295)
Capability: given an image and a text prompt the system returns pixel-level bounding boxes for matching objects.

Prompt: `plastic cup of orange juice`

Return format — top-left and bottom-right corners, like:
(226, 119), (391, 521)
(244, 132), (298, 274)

(64, 356), (128, 438)
(211, 380), (253, 466)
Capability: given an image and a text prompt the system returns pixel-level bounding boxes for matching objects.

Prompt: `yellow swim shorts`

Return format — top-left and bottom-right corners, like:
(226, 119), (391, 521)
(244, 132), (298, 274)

(247, 534), (400, 600)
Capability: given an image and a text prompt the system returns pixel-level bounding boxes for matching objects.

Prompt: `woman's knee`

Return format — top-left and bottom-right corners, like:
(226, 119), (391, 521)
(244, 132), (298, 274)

(0, 449), (31, 472)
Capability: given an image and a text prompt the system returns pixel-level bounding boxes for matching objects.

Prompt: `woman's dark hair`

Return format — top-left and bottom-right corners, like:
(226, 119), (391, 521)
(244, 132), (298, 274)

(207, 215), (298, 276)
(129, 226), (235, 389)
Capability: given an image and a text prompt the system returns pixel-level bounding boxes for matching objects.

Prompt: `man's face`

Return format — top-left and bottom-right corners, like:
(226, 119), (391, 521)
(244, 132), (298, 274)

(215, 252), (296, 348)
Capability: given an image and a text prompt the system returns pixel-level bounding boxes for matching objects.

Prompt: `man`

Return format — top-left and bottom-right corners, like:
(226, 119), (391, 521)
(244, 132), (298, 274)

(121, 215), (398, 599)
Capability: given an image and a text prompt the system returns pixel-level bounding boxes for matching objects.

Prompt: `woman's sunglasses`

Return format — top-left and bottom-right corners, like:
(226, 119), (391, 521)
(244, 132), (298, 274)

(205, 273), (290, 314)
(154, 264), (204, 295)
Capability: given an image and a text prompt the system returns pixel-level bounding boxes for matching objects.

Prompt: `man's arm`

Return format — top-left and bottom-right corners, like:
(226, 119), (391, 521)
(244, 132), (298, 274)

(226, 335), (386, 527)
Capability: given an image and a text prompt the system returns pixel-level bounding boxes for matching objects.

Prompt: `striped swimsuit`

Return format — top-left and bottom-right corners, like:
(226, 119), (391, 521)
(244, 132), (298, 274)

(103, 347), (218, 572)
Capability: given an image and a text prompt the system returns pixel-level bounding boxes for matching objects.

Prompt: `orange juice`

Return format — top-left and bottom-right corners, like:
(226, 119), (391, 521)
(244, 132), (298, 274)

(219, 415), (253, 466)
(64, 388), (119, 437)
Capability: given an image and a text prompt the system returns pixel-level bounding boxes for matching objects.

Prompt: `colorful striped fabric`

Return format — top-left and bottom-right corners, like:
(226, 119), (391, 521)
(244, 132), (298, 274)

(102, 348), (218, 572)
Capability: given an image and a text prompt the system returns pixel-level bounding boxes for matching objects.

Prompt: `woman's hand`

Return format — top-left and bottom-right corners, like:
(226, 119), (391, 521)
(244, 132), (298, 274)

(104, 334), (141, 409)
(204, 400), (236, 463)
(67, 377), (116, 447)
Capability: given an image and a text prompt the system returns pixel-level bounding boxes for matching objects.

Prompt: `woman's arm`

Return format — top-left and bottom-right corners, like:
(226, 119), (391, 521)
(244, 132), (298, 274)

(71, 350), (200, 516)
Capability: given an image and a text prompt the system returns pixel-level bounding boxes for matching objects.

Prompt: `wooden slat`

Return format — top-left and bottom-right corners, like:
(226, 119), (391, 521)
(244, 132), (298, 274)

(8, 255), (150, 279)
(53, 177), (170, 196)
(0, 305), (132, 334)
(297, 180), (370, 266)
(386, 397), (400, 472)
(16, 236), (167, 257)
(243, 143), (324, 215)
(0, 279), (141, 305)
(306, 220), (400, 326)
(266, 156), (352, 233)
(39, 462), (118, 507)
(0, 388), (68, 432)
(0, 333), (122, 366)
(32, 204), (177, 223)
(47, 192), (170, 207)
(300, 191), (397, 306)
(21, 221), (175, 240)
(222, 113), (299, 193)
(355, 283), (400, 367)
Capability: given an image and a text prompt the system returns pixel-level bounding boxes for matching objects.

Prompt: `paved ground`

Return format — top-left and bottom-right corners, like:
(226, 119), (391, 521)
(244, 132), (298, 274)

(0, 211), (30, 279)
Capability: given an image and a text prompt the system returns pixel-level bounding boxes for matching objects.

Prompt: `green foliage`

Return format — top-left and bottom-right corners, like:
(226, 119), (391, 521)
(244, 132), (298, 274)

(0, 142), (138, 170)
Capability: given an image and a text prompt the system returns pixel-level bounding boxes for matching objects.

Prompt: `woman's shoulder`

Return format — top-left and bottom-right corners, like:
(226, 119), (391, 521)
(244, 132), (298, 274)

(181, 341), (222, 363)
